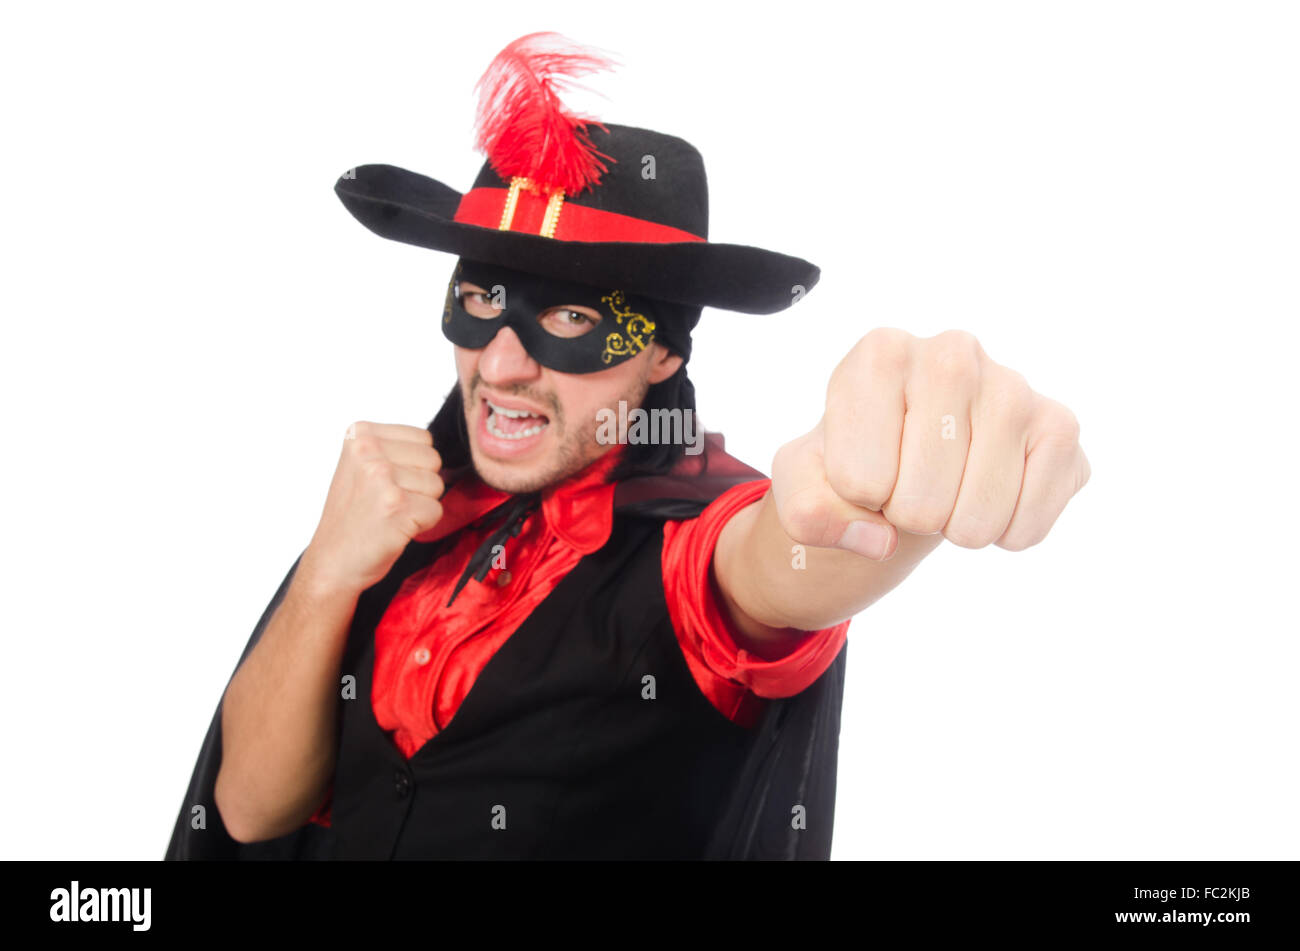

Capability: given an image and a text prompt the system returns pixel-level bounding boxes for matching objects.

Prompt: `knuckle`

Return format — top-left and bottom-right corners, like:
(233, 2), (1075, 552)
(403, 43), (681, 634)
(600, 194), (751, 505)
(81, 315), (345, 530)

(985, 370), (1036, 427)
(855, 327), (911, 373)
(928, 330), (982, 387)
(362, 457), (395, 481)
(883, 496), (949, 535)
(944, 514), (1001, 550)
(1050, 403), (1082, 444)
(940, 328), (982, 353)
(997, 529), (1041, 553)
(377, 484), (404, 515)
(1076, 450), (1092, 491)
(779, 490), (832, 544)
(771, 436), (814, 485)
(1034, 399), (1081, 447)
(824, 468), (892, 510)
(346, 432), (381, 457)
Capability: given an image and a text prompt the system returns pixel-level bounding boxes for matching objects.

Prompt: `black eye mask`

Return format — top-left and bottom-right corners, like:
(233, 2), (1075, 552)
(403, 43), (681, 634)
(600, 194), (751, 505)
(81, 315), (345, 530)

(441, 258), (658, 374)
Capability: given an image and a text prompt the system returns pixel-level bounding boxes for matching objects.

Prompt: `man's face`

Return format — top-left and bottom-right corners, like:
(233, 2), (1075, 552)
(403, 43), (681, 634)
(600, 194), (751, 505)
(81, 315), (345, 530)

(453, 277), (683, 494)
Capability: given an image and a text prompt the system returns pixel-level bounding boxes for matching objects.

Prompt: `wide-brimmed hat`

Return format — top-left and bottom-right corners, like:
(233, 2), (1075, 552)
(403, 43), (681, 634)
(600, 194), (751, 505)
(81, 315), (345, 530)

(333, 33), (819, 315)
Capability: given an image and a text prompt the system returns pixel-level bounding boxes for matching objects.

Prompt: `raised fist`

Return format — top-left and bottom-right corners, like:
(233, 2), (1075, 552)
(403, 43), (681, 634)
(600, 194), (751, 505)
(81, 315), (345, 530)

(773, 329), (1089, 560)
(299, 421), (446, 595)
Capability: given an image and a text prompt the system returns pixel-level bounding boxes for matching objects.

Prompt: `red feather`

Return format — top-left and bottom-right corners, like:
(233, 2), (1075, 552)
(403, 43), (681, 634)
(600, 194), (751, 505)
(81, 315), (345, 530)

(472, 32), (619, 197)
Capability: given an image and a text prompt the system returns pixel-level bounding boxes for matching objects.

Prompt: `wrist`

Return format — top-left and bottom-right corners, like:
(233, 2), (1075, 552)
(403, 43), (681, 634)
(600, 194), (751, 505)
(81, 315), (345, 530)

(293, 550), (365, 606)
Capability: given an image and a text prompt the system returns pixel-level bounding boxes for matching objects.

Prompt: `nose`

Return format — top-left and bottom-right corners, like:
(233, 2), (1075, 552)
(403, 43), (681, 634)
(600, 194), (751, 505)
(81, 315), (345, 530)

(477, 324), (541, 385)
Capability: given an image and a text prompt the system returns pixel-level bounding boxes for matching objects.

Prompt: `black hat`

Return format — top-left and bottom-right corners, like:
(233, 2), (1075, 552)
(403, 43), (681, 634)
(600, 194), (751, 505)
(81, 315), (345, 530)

(333, 32), (819, 315)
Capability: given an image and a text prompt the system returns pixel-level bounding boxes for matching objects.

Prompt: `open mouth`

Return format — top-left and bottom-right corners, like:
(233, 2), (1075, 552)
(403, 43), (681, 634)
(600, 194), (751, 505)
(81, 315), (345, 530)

(483, 397), (550, 441)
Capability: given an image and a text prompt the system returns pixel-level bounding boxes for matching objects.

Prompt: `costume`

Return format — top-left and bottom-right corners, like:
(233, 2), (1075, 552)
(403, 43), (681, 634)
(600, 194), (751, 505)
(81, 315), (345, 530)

(166, 33), (848, 860)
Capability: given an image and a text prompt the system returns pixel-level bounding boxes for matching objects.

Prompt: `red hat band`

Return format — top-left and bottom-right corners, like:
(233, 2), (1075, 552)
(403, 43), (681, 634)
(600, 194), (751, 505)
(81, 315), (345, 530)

(453, 176), (706, 245)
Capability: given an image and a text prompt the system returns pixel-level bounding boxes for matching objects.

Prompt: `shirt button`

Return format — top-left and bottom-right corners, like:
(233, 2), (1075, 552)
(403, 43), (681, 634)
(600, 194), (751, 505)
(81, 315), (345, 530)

(496, 570), (512, 586)
(412, 646), (431, 665)
(394, 769), (411, 800)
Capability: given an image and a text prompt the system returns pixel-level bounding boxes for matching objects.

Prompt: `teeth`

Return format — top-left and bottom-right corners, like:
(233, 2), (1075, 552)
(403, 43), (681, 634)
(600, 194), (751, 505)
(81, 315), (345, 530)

(487, 416), (546, 440)
(486, 399), (542, 420)
(486, 400), (548, 440)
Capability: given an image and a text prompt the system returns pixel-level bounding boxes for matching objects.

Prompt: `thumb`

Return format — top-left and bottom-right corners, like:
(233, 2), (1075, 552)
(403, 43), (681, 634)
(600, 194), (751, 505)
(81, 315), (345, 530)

(771, 422), (898, 561)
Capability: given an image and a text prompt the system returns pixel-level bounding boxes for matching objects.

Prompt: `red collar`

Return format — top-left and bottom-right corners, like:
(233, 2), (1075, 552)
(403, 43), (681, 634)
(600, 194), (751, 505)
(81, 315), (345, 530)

(415, 444), (627, 553)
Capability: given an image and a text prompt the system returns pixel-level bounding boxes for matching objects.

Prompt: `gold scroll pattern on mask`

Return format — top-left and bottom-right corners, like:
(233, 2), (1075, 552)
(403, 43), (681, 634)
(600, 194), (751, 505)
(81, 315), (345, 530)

(600, 291), (656, 364)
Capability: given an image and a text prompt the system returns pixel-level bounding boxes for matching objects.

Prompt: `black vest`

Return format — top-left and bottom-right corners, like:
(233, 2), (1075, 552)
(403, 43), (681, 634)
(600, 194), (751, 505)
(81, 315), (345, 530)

(166, 438), (848, 860)
(331, 513), (753, 859)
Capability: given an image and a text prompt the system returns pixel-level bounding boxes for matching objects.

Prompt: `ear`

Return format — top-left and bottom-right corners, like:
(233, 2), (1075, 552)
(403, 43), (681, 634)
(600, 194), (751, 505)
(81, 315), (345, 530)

(646, 342), (683, 385)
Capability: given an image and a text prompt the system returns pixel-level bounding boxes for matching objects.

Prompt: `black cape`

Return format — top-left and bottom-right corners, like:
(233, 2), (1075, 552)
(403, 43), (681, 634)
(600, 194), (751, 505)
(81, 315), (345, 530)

(164, 436), (847, 860)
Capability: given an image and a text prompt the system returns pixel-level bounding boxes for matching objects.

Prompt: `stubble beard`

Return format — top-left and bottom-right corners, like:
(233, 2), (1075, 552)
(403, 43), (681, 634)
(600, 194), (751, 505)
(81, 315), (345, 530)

(462, 368), (650, 495)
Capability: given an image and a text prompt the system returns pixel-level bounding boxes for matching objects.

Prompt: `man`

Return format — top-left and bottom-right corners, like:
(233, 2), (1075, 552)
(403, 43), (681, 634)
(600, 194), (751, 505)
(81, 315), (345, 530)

(166, 33), (1088, 860)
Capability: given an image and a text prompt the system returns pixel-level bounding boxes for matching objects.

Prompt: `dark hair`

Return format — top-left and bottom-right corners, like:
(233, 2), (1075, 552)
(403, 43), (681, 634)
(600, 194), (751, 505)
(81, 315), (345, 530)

(427, 358), (699, 486)
(609, 360), (698, 482)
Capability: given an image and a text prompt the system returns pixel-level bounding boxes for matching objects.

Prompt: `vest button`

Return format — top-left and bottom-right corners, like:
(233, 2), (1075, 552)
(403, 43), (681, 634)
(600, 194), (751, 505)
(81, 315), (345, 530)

(496, 569), (512, 586)
(394, 769), (411, 799)
(412, 646), (431, 666)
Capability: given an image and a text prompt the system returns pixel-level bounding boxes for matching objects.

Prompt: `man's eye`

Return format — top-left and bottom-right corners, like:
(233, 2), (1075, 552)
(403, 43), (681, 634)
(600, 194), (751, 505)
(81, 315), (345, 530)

(541, 307), (600, 338)
(458, 286), (501, 317)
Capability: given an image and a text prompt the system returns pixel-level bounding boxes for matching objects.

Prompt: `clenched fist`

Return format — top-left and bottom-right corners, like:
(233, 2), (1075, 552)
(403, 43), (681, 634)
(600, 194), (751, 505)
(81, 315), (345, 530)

(298, 421), (446, 595)
(772, 329), (1089, 561)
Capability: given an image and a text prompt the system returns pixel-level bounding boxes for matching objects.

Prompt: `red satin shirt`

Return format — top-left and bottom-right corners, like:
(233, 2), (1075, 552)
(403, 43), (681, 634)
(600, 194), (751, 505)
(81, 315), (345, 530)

(308, 442), (850, 827)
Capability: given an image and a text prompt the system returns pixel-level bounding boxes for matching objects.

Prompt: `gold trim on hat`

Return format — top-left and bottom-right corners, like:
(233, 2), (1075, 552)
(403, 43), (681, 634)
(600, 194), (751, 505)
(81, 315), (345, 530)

(498, 177), (528, 230)
(499, 176), (565, 238)
(540, 190), (565, 238)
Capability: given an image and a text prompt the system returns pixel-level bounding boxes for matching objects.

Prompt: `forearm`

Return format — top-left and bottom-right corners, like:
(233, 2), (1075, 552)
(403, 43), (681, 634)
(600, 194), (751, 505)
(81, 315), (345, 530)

(214, 561), (360, 842)
(716, 487), (943, 635)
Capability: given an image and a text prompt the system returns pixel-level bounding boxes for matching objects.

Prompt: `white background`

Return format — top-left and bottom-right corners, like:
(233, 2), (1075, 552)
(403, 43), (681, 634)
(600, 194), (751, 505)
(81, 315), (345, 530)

(1, 1), (1295, 860)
